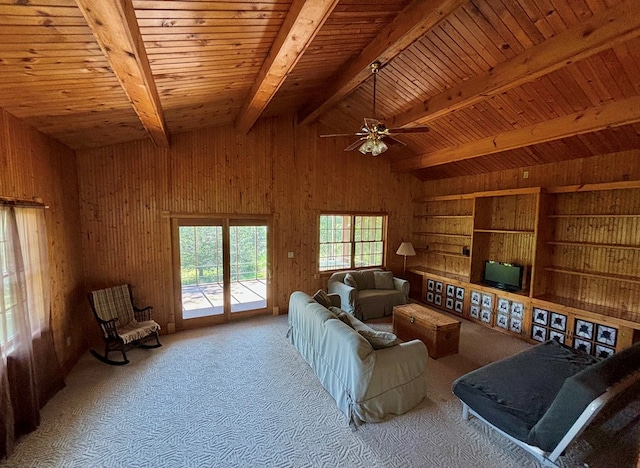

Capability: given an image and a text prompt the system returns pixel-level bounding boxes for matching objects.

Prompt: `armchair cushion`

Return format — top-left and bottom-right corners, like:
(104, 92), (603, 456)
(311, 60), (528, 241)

(374, 271), (395, 290)
(118, 320), (161, 345)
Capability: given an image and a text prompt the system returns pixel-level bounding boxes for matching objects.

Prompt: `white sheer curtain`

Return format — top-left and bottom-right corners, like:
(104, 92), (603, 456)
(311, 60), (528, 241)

(0, 205), (55, 458)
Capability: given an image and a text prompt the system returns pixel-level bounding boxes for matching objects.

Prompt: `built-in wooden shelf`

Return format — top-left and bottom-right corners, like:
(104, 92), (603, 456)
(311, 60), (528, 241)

(423, 250), (470, 259)
(548, 213), (640, 218)
(412, 231), (472, 238)
(474, 229), (535, 234)
(546, 180), (640, 193)
(545, 267), (640, 285)
(533, 294), (640, 327)
(413, 214), (473, 219)
(547, 241), (640, 251)
(413, 193), (476, 202)
(406, 266), (469, 283)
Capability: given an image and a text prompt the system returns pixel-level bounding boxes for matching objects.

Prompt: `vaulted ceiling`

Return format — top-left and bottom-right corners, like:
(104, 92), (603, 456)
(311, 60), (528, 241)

(1, 0), (639, 180)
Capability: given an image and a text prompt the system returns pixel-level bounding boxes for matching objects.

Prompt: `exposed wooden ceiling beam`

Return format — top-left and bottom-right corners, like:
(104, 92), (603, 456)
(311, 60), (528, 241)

(297, 0), (466, 126)
(75, 0), (169, 146)
(235, 0), (339, 134)
(389, 0), (640, 129)
(391, 95), (640, 172)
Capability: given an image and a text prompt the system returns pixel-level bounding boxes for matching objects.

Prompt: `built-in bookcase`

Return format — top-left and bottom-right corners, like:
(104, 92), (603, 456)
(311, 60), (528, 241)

(533, 185), (640, 324)
(408, 182), (640, 352)
(411, 194), (473, 282)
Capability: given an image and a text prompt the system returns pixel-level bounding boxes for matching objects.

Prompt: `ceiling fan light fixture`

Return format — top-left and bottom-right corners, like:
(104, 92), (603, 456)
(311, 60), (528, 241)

(359, 138), (374, 154)
(359, 136), (388, 156)
(371, 139), (388, 157)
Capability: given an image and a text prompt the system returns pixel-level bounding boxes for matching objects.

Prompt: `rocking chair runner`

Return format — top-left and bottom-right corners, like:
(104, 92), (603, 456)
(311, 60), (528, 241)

(89, 284), (162, 365)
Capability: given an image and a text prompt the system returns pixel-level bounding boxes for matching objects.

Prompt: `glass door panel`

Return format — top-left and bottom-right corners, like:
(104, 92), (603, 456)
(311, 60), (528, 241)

(229, 224), (267, 313)
(179, 225), (224, 319)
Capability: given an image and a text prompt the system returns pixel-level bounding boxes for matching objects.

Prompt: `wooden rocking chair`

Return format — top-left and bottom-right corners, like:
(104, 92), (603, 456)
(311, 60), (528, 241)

(89, 284), (162, 365)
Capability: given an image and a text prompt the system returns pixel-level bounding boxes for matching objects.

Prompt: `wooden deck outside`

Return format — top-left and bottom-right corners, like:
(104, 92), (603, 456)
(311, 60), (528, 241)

(181, 279), (267, 319)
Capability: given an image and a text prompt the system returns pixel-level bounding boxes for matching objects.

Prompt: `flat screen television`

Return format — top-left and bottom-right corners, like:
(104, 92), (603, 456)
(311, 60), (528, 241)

(483, 261), (524, 292)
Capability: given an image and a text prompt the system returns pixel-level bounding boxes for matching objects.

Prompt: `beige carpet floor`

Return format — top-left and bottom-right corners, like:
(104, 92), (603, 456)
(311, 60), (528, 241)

(2, 313), (639, 468)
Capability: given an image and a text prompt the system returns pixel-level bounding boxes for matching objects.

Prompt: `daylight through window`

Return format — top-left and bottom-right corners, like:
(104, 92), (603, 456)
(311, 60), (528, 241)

(319, 214), (386, 271)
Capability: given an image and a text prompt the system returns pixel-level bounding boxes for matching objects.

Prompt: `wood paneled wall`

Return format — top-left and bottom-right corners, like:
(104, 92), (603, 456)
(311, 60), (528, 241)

(76, 116), (422, 331)
(420, 150), (640, 197)
(0, 108), (85, 372)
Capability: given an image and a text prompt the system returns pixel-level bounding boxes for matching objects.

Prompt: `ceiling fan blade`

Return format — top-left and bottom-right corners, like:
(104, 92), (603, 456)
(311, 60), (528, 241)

(387, 126), (430, 134)
(344, 138), (366, 151)
(384, 136), (407, 147)
(320, 133), (357, 138)
(363, 117), (381, 128)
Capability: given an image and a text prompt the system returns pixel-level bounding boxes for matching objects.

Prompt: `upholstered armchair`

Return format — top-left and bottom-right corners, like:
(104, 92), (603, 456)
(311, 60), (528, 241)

(327, 268), (409, 321)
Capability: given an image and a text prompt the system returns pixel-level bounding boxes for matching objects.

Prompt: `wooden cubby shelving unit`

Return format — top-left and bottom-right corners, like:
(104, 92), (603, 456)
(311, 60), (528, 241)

(407, 182), (640, 355)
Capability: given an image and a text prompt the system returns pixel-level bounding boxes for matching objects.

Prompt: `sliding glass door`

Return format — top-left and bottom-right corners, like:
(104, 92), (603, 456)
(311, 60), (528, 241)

(174, 217), (269, 328)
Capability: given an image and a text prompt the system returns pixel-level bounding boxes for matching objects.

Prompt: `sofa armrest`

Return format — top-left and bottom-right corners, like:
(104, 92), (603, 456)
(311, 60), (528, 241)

(328, 281), (357, 315)
(393, 277), (410, 299)
(365, 339), (428, 399)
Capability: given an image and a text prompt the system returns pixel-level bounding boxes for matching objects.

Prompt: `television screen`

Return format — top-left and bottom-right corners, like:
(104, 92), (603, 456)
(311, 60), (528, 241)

(483, 261), (524, 292)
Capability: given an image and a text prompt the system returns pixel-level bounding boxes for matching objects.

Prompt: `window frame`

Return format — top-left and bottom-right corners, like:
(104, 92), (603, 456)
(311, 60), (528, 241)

(318, 212), (388, 272)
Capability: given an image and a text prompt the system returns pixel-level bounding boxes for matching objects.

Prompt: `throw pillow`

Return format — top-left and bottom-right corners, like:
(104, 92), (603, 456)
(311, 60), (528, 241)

(340, 313), (379, 335)
(344, 273), (358, 289)
(349, 271), (367, 290)
(358, 329), (400, 349)
(374, 271), (395, 290)
(361, 270), (376, 290)
(336, 311), (354, 327)
(313, 289), (332, 308)
(328, 306), (343, 316)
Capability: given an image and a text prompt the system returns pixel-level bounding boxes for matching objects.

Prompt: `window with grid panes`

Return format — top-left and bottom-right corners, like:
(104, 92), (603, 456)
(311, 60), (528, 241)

(319, 214), (386, 271)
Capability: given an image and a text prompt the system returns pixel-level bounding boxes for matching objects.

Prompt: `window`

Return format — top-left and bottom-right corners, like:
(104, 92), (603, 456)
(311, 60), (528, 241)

(319, 214), (386, 271)
(0, 206), (50, 351)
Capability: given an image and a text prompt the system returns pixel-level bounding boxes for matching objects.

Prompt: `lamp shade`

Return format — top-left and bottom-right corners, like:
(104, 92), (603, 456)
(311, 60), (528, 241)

(396, 242), (416, 256)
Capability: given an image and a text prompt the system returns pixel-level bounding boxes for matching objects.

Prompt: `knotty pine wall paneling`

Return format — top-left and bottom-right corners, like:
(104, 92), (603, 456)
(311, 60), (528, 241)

(77, 115), (421, 332)
(420, 150), (640, 197)
(0, 108), (85, 372)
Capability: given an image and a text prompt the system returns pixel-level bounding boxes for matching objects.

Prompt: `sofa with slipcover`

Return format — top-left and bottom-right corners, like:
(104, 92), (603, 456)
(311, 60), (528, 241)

(287, 291), (427, 428)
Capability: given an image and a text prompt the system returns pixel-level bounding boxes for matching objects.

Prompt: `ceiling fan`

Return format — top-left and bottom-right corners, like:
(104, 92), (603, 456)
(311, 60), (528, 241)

(320, 61), (430, 156)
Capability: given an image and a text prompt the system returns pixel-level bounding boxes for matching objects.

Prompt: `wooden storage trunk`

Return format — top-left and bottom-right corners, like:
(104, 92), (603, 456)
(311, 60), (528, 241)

(393, 303), (461, 359)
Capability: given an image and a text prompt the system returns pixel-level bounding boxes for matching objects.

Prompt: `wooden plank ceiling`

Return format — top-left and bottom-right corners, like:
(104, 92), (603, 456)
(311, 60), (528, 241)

(0, 0), (639, 180)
